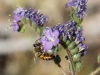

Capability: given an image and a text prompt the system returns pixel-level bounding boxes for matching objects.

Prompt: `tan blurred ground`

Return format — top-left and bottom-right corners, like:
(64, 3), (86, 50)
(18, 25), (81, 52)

(0, 0), (100, 75)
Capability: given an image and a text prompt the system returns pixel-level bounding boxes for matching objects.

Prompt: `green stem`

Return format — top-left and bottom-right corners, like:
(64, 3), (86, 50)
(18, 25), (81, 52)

(89, 67), (100, 75)
(57, 64), (67, 75)
(21, 19), (40, 36)
(60, 41), (76, 75)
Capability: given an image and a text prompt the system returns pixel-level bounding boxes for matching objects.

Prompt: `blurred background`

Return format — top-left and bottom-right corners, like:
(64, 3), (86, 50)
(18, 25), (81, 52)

(0, 0), (100, 75)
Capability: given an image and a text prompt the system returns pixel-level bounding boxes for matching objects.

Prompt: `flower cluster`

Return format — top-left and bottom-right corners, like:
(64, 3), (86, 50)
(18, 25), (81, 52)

(55, 21), (88, 56)
(24, 9), (48, 25)
(66, 0), (87, 18)
(11, 6), (48, 31)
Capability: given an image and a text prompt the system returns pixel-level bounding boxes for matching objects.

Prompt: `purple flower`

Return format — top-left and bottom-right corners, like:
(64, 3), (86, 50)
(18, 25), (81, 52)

(78, 43), (88, 51)
(66, 0), (87, 18)
(40, 27), (59, 52)
(12, 15), (21, 31)
(80, 50), (87, 57)
(13, 7), (25, 17)
(55, 21), (76, 40)
(24, 9), (48, 25)
(12, 7), (25, 31)
(76, 0), (87, 18)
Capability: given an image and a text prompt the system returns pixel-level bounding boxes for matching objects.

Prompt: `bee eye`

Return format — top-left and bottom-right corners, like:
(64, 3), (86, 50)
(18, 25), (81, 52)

(33, 44), (37, 47)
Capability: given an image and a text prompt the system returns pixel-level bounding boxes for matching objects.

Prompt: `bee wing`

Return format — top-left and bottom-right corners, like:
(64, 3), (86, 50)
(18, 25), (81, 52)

(30, 50), (38, 67)
(30, 53), (38, 67)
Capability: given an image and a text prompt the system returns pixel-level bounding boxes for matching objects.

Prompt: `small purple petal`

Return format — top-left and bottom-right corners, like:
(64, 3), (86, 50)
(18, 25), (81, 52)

(13, 24), (19, 31)
(53, 38), (59, 46)
(43, 42), (53, 51)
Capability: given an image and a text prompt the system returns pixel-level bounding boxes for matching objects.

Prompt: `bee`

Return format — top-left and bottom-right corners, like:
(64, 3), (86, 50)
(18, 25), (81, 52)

(30, 40), (55, 67)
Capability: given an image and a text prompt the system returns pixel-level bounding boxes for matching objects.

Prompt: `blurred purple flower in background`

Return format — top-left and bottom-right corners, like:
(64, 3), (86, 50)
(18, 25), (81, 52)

(65, 0), (77, 7)
(40, 27), (59, 52)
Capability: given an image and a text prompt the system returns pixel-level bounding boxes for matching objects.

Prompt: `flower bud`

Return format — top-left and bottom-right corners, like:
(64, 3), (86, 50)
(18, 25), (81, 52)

(66, 40), (71, 45)
(72, 53), (81, 61)
(75, 61), (82, 71)
(68, 42), (76, 50)
(70, 46), (79, 55)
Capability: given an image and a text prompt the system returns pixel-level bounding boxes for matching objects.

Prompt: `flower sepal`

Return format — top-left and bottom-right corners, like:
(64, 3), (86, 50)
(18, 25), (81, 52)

(72, 53), (81, 62)
(36, 26), (44, 35)
(17, 20), (26, 33)
(75, 61), (83, 71)
(68, 42), (76, 50)
(70, 46), (79, 55)
(71, 10), (83, 24)
(52, 45), (59, 54)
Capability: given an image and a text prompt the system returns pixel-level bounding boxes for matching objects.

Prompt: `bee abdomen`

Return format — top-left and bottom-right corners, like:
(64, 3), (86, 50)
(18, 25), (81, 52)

(39, 53), (55, 60)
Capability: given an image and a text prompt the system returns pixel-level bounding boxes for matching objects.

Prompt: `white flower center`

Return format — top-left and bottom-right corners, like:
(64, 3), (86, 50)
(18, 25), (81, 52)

(49, 38), (54, 42)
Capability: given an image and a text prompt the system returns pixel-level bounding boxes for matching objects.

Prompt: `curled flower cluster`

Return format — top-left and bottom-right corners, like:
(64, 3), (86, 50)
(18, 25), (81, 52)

(66, 0), (87, 18)
(11, 6), (48, 31)
(55, 21), (88, 57)
(24, 9), (48, 25)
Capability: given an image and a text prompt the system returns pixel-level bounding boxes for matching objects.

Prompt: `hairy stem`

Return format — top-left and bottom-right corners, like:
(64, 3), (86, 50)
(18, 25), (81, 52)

(57, 64), (67, 75)
(65, 48), (76, 75)
(89, 67), (100, 75)
(60, 41), (76, 75)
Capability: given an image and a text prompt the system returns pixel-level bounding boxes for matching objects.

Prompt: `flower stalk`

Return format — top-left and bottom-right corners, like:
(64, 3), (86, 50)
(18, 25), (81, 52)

(60, 40), (76, 75)
(89, 67), (100, 75)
